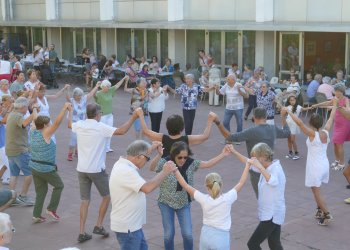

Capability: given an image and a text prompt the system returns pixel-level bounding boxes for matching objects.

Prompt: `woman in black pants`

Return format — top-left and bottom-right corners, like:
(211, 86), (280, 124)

(244, 70), (260, 120)
(148, 78), (169, 132)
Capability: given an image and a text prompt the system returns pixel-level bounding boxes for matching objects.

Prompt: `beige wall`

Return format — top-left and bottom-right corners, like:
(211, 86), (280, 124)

(13, 0), (46, 21)
(183, 0), (256, 21)
(59, 0), (100, 20)
(114, 0), (167, 21)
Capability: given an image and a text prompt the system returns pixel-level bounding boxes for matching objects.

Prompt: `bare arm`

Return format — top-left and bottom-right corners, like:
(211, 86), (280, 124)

(199, 146), (231, 169)
(188, 112), (215, 145)
(113, 76), (129, 92)
(22, 108), (37, 128)
(234, 162), (251, 193)
(46, 84), (70, 100)
(43, 103), (71, 140)
(324, 105), (337, 131)
(113, 111), (138, 135)
(136, 109), (163, 141)
(124, 80), (133, 94)
(174, 170), (196, 198)
(228, 144), (248, 164)
(311, 100), (333, 109)
(212, 114), (231, 139)
(67, 106), (73, 129)
(282, 107), (314, 138)
(86, 82), (101, 100)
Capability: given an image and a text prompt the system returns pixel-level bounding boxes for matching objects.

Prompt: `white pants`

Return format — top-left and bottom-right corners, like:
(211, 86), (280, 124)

(0, 147), (10, 182)
(208, 83), (219, 106)
(100, 114), (114, 152)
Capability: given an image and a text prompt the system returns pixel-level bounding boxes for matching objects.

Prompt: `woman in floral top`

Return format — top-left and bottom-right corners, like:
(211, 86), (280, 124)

(150, 141), (230, 250)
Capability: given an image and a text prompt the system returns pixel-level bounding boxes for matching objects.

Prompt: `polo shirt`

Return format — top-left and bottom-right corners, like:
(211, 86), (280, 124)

(109, 157), (146, 233)
(72, 119), (116, 173)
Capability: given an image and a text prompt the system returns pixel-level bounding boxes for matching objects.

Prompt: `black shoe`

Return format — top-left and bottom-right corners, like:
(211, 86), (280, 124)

(244, 116), (248, 121)
(78, 233), (92, 243)
(93, 226), (109, 237)
(346, 184), (350, 189)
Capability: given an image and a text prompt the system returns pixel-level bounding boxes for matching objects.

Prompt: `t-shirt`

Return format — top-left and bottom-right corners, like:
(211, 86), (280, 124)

(194, 189), (237, 231)
(5, 111), (29, 156)
(9, 81), (24, 94)
(317, 84), (334, 100)
(220, 83), (245, 110)
(110, 157), (146, 233)
(307, 80), (320, 98)
(94, 88), (116, 116)
(72, 119), (116, 173)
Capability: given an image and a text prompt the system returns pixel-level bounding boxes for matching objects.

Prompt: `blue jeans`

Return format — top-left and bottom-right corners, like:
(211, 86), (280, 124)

(133, 116), (149, 132)
(158, 202), (193, 250)
(223, 108), (243, 133)
(116, 229), (148, 250)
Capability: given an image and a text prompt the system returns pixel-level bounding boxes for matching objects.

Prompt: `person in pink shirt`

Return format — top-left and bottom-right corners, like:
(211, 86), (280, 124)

(317, 76), (334, 100)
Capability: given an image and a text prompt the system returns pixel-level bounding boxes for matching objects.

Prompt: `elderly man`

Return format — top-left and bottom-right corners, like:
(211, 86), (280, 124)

(110, 140), (177, 250)
(68, 103), (139, 243)
(216, 74), (248, 138)
(6, 97), (38, 205)
(0, 213), (14, 249)
(307, 73), (322, 103)
(212, 107), (290, 198)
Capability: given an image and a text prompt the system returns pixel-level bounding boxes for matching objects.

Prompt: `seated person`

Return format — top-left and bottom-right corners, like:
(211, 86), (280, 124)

(275, 75), (300, 107)
(317, 76), (334, 100)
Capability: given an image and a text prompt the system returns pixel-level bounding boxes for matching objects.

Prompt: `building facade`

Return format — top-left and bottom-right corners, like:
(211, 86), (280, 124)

(0, 0), (349, 80)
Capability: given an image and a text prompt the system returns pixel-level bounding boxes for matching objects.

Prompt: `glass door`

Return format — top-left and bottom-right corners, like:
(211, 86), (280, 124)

(279, 32), (303, 81)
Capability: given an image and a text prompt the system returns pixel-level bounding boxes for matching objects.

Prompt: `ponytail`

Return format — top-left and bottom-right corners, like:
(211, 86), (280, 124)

(205, 173), (222, 199)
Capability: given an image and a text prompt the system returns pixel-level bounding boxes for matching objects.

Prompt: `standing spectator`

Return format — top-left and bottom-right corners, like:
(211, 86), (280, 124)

(6, 97), (38, 205)
(24, 69), (40, 91)
(198, 50), (209, 72)
(228, 63), (241, 78)
(68, 103), (139, 243)
(94, 76), (129, 152)
(247, 143), (286, 250)
(307, 74), (322, 103)
(48, 44), (57, 74)
(212, 107), (290, 198)
(149, 56), (159, 71)
(30, 103), (71, 223)
(0, 55), (12, 82)
(208, 65), (221, 106)
(0, 213), (14, 249)
(216, 74), (247, 137)
(148, 78), (168, 133)
(109, 140), (177, 250)
(242, 64), (253, 82)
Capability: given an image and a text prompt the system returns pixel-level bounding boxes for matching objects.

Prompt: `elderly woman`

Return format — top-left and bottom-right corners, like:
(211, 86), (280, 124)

(317, 76), (334, 100)
(312, 83), (350, 171)
(0, 80), (10, 97)
(125, 60), (139, 87)
(0, 213), (14, 249)
(150, 141), (231, 250)
(124, 78), (150, 139)
(30, 103), (72, 223)
(148, 78), (168, 132)
(94, 76), (129, 152)
(245, 81), (276, 125)
(246, 143), (286, 249)
(65, 83), (101, 161)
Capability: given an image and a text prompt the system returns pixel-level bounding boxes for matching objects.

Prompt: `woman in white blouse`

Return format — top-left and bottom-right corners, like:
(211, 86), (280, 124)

(148, 78), (168, 132)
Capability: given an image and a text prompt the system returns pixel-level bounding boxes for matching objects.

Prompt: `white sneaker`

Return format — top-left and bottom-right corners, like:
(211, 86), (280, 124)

(330, 161), (339, 170)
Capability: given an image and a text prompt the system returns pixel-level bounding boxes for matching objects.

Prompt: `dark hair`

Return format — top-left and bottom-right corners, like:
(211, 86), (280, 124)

(15, 55), (20, 61)
(111, 54), (116, 60)
(198, 49), (205, 54)
(86, 103), (101, 119)
(35, 115), (50, 130)
(174, 63), (180, 71)
(16, 70), (23, 77)
(185, 63), (191, 70)
(3, 55), (9, 61)
(169, 141), (193, 162)
(166, 115), (184, 135)
(232, 63), (238, 67)
(27, 69), (36, 77)
(142, 64), (148, 71)
(253, 107), (267, 120)
(91, 62), (98, 67)
(150, 78), (159, 86)
(309, 114), (323, 130)
(152, 56), (158, 62)
(285, 95), (298, 114)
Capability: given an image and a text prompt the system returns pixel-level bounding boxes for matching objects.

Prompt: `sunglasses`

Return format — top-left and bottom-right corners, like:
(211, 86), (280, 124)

(176, 156), (188, 160)
(140, 154), (150, 162)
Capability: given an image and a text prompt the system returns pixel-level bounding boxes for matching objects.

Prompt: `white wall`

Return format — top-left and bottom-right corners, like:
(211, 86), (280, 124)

(114, 0), (167, 21)
(59, 0), (100, 20)
(13, 0), (46, 21)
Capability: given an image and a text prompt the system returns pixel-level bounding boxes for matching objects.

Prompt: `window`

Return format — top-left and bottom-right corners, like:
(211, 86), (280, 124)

(32, 28), (43, 46)
(186, 30), (204, 69)
(243, 31), (255, 70)
(117, 29), (131, 63)
(147, 30), (157, 60)
(76, 28), (84, 55)
(225, 32), (239, 66)
(209, 32), (221, 64)
(85, 28), (94, 54)
(61, 28), (74, 62)
(134, 30), (144, 58)
(160, 30), (168, 67)
(96, 29), (101, 56)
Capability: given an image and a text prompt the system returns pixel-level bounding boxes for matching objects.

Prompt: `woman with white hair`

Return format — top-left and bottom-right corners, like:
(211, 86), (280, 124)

(94, 75), (129, 152)
(65, 82), (101, 161)
(316, 76), (334, 100)
(0, 80), (10, 97)
(0, 213), (14, 249)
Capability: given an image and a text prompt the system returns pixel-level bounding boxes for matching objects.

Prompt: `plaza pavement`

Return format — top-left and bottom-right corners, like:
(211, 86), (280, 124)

(5, 82), (350, 250)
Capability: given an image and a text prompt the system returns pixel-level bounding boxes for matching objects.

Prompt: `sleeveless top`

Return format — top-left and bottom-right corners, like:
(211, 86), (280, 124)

(29, 130), (56, 173)
(37, 96), (50, 117)
(71, 95), (87, 122)
(161, 135), (189, 158)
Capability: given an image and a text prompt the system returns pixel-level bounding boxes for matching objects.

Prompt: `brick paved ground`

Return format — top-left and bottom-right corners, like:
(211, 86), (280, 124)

(4, 82), (350, 250)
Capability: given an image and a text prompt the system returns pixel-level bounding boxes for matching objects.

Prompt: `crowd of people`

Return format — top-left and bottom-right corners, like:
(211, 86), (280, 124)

(0, 44), (349, 250)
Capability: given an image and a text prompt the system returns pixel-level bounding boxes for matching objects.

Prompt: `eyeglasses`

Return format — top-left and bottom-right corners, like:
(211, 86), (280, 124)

(140, 154), (150, 162)
(176, 156), (188, 160)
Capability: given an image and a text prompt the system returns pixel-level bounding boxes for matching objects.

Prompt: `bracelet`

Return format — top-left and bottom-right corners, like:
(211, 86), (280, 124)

(214, 120), (220, 126)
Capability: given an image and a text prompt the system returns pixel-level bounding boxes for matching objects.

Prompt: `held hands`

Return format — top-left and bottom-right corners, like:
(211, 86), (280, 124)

(247, 157), (263, 171)
(149, 141), (163, 155)
(280, 107), (288, 116)
(64, 102), (72, 112)
(123, 75), (130, 81)
(332, 97), (339, 107)
(208, 112), (218, 123)
(96, 81), (101, 88)
(64, 84), (71, 90)
(134, 107), (144, 118)
(163, 161), (178, 174)
(222, 144), (233, 156)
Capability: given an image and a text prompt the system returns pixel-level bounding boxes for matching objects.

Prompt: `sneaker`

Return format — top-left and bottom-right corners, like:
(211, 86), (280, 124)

(318, 213), (333, 226)
(32, 216), (46, 223)
(93, 226), (109, 237)
(344, 197), (350, 204)
(2, 177), (10, 185)
(106, 149), (114, 153)
(285, 153), (293, 159)
(330, 160), (339, 170)
(334, 164), (345, 171)
(18, 195), (35, 206)
(315, 208), (324, 219)
(46, 210), (60, 221)
(11, 197), (25, 206)
(292, 154), (300, 160)
(78, 232), (92, 243)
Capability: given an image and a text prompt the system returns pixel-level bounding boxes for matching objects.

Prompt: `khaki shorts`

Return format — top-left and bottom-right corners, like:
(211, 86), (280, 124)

(78, 170), (109, 200)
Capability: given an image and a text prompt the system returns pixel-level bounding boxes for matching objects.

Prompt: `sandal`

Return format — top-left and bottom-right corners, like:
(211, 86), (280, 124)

(93, 226), (109, 237)
(77, 232), (92, 243)
(335, 164), (345, 171)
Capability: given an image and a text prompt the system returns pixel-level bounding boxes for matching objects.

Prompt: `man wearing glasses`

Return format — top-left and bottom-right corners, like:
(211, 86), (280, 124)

(109, 140), (177, 250)
(68, 103), (139, 243)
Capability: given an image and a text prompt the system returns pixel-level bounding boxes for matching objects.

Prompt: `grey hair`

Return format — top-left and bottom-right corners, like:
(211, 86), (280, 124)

(185, 74), (194, 80)
(322, 76), (331, 85)
(250, 142), (274, 162)
(136, 78), (147, 85)
(314, 74), (322, 82)
(100, 79), (111, 88)
(72, 87), (84, 97)
(260, 81), (269, 88)
(227, 74), (237, 80)
(333, 83), (346, 94)
(126, 140), (151, 157)
(14, 97), (28, 110)
(0, 213), (11, 235)
(0, 79), (9, 86)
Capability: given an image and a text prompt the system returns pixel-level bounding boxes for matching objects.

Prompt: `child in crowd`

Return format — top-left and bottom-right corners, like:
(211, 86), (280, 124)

(90, 63), (99, 88)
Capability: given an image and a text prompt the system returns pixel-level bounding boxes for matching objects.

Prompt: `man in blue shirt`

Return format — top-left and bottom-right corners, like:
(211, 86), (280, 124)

(306, 74), (322, 103)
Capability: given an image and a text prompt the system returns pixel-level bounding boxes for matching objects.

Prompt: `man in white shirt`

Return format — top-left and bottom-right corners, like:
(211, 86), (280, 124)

(110, 140), (177, 250)
(68, 103), (139, 243)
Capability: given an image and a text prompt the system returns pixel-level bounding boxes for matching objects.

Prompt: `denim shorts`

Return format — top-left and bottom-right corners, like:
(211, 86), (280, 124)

(8, 152), (31, 176)
(78, 170), (109, 200)
(0, 189), (13, 206)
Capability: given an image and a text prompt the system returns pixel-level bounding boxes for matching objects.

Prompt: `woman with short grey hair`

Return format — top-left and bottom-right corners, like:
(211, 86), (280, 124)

(65, 82), (101, 161)
(0, 212), (14, 248)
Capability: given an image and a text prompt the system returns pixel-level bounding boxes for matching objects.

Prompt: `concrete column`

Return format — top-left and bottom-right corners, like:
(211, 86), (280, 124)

(168, 30), (186, 70)
(100, 0), (114, 21)
(46, 0), (58, 20)
(255, 31), (265, 67)
(255, 31), (276, 77)
(100, 28), (107, 56)
(256, 0), (273, 22)
(168, 0), (184, 21)
(1, 0), (13, 21)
